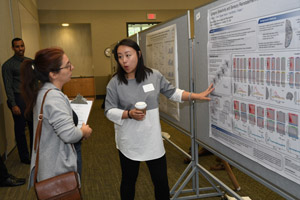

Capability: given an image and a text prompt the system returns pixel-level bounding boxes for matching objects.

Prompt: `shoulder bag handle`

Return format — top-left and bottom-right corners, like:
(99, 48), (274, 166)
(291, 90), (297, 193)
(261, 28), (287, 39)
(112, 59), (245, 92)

(33, 89), (52, 185)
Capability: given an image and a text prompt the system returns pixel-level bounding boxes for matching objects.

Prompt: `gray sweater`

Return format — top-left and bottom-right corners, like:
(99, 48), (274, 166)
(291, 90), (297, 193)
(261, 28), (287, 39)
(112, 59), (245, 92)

(28, 82), (83, 188)
(105, 69), (177, 161)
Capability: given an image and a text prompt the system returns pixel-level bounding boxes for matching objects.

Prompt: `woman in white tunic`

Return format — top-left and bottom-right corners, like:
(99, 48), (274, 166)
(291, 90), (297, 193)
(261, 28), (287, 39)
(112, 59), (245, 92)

(105, 39), (214, 200)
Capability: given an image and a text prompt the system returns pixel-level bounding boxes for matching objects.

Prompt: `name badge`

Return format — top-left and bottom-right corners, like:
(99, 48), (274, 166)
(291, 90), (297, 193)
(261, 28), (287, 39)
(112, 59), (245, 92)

(143, 84), (155, 93)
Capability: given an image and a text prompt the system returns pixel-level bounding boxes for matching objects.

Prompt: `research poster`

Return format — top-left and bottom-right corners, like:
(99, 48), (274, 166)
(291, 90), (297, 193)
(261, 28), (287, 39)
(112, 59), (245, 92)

(146, 24), (180, 120)
(207, 0), (300, 184)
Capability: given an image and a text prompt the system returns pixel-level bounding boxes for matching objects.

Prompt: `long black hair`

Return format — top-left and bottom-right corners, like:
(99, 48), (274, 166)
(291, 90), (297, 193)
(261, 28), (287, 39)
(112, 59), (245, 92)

(113, 39), (152, 84)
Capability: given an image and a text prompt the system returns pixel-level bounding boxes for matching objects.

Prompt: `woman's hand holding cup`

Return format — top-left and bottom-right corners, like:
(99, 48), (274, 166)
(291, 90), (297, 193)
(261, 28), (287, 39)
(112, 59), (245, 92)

(130, 102), (147, 121)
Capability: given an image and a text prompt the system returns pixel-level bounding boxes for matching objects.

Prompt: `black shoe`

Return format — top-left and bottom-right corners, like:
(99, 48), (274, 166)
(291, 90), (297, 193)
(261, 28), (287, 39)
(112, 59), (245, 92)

(9, 174), (26, 183)
(21, 158), (30, 165)
(0, 176), (25, 187)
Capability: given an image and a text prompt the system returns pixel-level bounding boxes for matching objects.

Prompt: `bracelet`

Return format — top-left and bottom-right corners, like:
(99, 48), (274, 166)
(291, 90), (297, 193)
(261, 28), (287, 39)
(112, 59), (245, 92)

(127, 109), (132, 119)
(188, 92), (192, 101)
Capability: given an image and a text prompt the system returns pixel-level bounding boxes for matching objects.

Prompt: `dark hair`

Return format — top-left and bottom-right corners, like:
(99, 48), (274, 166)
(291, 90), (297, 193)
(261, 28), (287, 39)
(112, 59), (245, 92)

(113, 39), (152, 84)
(11, 38), (23, 47)
(21, 47), (64, 118)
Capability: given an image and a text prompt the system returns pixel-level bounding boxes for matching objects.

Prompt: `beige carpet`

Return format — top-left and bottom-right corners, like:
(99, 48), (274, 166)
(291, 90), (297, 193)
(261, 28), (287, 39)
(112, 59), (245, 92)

(0, 99), (285, 200)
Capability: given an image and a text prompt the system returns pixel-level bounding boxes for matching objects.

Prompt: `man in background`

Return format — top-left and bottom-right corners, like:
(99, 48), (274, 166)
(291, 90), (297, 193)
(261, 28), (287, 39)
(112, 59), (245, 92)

(2, 38), (33, 164)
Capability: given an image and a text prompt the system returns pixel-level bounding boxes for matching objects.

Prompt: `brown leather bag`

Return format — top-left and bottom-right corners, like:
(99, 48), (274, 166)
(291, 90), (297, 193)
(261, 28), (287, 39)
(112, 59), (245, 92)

(34, 89), (82, 200)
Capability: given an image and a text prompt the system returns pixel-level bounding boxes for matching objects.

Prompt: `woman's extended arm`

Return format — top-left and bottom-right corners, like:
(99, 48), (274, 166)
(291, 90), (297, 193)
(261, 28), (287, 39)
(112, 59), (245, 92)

(181, 83), (214, 101)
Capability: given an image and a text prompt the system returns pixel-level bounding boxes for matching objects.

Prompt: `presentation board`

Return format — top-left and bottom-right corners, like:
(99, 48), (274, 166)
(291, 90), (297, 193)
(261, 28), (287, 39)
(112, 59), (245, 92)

(194, 0), (300, 199)
(129, 33), (138, 43)
(139, 13), (191, 133)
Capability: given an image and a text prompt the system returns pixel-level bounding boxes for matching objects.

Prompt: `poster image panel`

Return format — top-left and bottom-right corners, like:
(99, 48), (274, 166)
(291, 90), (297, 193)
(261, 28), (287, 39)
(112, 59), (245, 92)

(207, 0), (300, 185)
(146, 24), (180, 120)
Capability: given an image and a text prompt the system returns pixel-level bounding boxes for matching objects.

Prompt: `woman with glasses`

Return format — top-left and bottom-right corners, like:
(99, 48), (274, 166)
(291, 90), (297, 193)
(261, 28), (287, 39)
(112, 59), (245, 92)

(20, 47), (92, 187)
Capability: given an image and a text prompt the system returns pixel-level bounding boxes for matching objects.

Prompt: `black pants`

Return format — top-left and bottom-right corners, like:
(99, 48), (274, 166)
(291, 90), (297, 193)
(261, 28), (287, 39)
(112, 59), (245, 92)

(118, 151), (170, 200)
(0, 157), (9, 183)
(7, 93), (33, 161)
(74, 141), (82, 178)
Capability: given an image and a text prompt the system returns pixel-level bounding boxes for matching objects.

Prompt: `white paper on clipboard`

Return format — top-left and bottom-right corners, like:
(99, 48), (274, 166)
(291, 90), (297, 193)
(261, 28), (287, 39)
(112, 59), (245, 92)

(70, 100), (93, 128)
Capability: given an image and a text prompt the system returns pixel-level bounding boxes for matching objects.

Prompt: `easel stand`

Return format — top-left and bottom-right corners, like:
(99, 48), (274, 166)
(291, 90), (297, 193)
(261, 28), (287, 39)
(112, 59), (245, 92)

(163, 123), (242, 200)
(163, 35), (242, 200)
(162, 88), (242, 200)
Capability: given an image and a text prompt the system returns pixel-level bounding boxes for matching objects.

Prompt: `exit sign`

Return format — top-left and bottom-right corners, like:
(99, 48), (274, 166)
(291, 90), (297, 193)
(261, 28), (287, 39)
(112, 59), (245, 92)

(147, 13), (156, 20)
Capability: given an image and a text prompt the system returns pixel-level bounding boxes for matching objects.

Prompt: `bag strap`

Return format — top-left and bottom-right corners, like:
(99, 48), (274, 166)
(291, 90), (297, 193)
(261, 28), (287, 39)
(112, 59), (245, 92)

(34, 89), (52, 185)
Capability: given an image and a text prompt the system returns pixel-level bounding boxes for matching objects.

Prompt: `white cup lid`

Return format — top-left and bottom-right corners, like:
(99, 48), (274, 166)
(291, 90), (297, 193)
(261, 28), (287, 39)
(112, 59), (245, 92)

(135, 102), (147, 109)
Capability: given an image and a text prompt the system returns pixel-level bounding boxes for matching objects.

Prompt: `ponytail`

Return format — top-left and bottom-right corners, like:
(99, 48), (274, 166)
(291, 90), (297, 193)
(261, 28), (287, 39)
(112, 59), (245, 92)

(21, 59), (40, 119)
(20, 47), (64, 119)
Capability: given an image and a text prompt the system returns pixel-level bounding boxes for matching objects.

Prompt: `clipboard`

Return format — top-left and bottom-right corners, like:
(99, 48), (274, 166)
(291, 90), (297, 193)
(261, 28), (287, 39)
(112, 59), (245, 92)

(70, 94), (94, 128)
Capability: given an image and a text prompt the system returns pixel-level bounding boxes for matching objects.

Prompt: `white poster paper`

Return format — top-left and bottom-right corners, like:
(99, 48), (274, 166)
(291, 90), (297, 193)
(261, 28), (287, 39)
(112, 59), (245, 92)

(146, 24), (180, 120)
(207, 0), (300, 184)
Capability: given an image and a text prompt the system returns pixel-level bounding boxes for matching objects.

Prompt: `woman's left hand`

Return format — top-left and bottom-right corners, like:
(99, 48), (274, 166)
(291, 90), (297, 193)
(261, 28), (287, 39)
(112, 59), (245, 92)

(192, 83), (214, 101)
(130, 109), (145, 121)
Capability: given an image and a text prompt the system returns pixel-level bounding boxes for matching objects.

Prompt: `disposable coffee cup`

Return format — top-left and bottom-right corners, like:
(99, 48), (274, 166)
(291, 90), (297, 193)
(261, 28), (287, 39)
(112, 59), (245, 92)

(135, 102), (147, 114)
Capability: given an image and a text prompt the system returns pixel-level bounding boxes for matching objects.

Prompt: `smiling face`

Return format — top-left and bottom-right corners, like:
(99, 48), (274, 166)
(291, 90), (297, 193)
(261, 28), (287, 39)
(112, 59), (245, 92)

(12, 40), (25, 58)
(117, 45), (139, 79)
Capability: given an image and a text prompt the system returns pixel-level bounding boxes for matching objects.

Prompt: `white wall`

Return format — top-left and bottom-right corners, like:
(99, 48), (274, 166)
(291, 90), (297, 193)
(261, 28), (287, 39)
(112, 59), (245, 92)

(0, 0), (15, 155)
(19, 2), (41, 59)
(0, 0), (40, 155)
(40, 24), (93, 77)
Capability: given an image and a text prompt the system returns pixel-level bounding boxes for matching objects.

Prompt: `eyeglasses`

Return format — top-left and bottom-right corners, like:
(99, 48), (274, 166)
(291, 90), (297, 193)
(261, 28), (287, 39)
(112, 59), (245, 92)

(58, 62), (72, 71)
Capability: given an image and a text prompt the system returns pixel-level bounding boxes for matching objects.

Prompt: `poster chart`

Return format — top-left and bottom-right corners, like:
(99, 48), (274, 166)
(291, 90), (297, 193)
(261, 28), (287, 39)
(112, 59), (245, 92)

(146, 24), (180, 120)
(207, 0), (300, 185)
